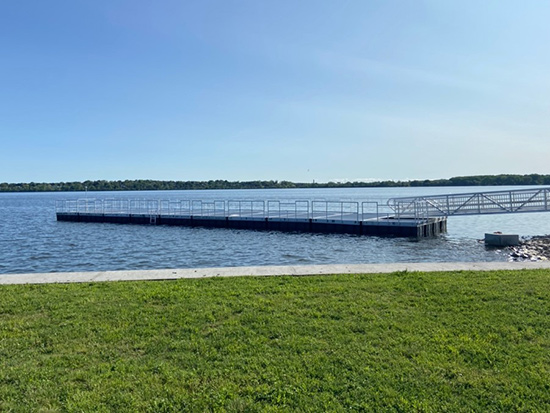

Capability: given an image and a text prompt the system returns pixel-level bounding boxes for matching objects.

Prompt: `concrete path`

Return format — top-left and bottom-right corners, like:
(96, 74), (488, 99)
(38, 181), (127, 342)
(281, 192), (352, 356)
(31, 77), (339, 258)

(1, 261), (550, 285)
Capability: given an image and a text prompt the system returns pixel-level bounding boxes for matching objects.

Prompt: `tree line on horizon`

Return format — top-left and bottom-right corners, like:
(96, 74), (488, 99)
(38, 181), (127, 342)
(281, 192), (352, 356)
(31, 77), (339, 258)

(1, 174), (550, 192)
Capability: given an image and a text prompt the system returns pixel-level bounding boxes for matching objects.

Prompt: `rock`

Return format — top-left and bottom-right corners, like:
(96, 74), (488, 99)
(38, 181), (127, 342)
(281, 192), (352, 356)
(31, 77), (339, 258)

(506, 235), (550, 261)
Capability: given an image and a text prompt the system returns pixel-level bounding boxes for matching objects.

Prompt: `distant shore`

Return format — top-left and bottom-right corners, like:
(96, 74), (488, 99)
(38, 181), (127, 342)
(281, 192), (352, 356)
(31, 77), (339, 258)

(1, 174), (550, 192)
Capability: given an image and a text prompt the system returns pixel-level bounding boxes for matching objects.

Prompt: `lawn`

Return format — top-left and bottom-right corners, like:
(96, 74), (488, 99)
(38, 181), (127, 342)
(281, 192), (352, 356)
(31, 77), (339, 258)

(1, 270), (550, 412)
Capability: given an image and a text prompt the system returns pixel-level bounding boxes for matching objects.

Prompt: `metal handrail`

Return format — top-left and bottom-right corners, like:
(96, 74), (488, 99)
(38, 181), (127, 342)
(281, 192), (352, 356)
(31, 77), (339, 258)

(55, 198), (431, 223)
(388, 187), (550, 217)
(57, 189), (550, 223)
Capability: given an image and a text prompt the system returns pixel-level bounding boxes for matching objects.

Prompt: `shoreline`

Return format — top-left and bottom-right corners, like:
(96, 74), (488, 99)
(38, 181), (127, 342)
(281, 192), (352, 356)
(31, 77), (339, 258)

(2, 261), (550, 285)
(508, 235), (550, 261)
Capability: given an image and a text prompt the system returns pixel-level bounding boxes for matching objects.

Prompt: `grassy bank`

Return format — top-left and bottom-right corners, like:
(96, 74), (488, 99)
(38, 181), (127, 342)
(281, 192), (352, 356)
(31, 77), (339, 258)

(1, 270), (550, 412)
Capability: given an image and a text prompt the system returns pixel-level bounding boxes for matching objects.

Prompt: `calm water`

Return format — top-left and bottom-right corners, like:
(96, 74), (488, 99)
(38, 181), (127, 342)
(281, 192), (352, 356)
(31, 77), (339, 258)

(1, 186), (550, 275)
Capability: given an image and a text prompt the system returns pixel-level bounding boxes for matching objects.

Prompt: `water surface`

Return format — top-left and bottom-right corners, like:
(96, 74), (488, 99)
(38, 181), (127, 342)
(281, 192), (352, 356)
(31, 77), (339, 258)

(1, 186), (549, 274)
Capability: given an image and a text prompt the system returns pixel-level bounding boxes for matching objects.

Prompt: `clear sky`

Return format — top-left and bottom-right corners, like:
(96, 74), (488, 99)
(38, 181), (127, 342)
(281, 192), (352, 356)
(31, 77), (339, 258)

(1, 1), (549, 183)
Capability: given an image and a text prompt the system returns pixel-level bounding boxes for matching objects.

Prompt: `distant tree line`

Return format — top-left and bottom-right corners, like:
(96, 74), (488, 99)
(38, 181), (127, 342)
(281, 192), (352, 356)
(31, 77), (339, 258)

(1, 174), (550, 192)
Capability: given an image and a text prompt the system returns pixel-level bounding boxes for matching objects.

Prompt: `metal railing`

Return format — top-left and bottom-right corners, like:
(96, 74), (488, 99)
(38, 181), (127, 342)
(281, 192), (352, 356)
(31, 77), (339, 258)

(388, 187), (550, 217)
(57, 188), (550, 224)
(55, 198), (427, 222)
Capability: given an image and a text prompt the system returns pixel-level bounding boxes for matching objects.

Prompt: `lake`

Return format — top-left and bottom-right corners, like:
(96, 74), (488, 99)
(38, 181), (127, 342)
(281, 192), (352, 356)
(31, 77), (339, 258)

(1, 186), (550, 275)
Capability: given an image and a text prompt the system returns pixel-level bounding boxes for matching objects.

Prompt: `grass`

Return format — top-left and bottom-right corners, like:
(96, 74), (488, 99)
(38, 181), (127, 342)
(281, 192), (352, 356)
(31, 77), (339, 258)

(1, 270), (550, 412)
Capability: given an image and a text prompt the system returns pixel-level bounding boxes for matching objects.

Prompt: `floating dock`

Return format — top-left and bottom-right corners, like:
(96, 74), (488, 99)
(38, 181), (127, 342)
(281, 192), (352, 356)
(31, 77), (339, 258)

(56, 199), (447, 238)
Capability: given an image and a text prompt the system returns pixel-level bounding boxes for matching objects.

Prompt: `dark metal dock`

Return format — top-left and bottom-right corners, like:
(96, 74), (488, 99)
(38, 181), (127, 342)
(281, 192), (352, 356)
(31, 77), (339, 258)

(56, 199), (447, 237)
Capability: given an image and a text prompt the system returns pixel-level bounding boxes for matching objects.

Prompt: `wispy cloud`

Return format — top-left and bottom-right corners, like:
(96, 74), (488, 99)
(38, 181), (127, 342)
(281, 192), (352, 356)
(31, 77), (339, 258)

(316, 51), (491, 93)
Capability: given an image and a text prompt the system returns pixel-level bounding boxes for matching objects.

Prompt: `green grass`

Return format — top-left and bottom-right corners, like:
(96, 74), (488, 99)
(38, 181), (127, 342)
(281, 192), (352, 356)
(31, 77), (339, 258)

(1, 270), (550, 412)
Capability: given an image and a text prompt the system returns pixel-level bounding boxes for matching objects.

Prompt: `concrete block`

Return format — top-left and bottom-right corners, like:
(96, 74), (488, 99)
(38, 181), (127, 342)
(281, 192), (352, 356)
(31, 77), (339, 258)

(485, 232), (519, 247)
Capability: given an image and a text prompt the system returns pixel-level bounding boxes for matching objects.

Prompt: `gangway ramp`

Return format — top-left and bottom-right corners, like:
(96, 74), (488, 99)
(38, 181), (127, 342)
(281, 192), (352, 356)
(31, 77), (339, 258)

(388, 187), (550, 218)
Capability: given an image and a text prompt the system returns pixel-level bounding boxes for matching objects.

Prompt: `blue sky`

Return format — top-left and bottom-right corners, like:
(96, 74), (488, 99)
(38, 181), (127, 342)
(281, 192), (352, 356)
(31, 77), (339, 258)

(1, 1), (549, 183)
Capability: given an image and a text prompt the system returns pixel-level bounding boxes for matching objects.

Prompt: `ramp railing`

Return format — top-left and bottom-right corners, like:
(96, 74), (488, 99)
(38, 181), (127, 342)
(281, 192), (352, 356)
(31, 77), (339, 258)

(388, 187), (550, 217)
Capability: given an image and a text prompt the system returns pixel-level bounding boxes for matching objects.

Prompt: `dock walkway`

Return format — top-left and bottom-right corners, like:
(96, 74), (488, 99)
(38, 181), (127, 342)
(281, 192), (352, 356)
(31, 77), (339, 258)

(389, 187), (550, 217)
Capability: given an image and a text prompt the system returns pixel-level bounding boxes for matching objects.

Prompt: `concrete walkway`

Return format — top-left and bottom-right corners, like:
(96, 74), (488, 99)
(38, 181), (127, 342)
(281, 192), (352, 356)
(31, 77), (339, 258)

(1, 261), (550, 285)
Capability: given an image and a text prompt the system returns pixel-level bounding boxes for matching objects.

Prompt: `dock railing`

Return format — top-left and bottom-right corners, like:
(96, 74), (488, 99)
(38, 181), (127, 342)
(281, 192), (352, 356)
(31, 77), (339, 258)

(56, 198), (428, 223)
(388, 187), (550, 217)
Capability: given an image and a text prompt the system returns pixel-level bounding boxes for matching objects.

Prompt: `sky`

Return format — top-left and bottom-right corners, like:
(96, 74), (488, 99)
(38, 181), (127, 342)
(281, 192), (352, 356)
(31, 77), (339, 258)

(1, 0), (549, 183)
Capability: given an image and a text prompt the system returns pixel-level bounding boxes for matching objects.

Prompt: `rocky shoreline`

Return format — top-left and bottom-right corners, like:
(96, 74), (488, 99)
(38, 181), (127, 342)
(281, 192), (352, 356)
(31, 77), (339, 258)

(507, 236), (550, 262)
